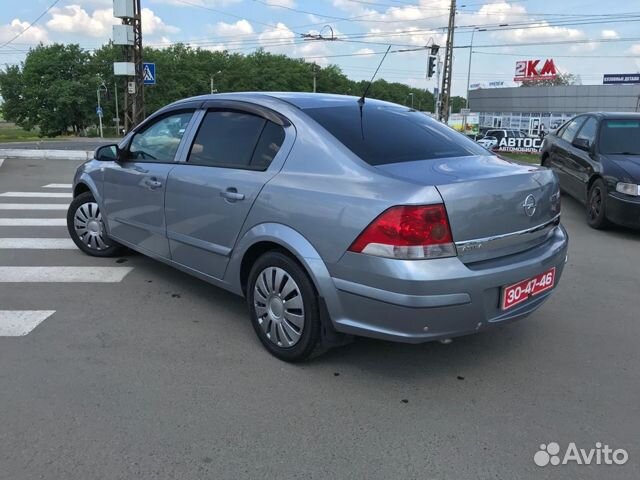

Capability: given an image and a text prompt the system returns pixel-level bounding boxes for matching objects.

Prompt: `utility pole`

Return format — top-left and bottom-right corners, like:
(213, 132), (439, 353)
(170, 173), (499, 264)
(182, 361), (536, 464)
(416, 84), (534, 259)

(465, 28), (485, 110)
(96, 84), (105, 138)
(439, 0), (456, 123)
(114, 81), (120, 135)
(119, 0), (143, 132)
(312, 64), (317, 93)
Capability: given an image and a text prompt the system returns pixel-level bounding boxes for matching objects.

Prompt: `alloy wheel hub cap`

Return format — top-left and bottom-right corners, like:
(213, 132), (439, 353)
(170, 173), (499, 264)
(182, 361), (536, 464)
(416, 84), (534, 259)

(253, 266), (305, 348)
(74, 202), (109, 251)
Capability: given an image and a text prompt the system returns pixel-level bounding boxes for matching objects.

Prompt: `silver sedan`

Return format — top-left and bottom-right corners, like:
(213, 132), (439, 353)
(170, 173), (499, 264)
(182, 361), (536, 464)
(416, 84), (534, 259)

(68, 92), (568, 361)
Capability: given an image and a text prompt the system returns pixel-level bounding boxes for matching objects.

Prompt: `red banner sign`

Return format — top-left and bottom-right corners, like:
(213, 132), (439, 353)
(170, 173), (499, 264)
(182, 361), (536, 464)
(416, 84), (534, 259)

(514, 59), (557, 82)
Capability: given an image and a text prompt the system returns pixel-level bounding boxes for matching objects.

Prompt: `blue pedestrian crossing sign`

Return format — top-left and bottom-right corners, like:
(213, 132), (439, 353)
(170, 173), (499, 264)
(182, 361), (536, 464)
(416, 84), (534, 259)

(143, 63), (156, 85)
(96, 106), (103, 117)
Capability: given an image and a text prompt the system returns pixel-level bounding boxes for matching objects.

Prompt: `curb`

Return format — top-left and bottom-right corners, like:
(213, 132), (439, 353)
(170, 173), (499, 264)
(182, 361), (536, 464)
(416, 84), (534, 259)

(0, 149), (93, 161)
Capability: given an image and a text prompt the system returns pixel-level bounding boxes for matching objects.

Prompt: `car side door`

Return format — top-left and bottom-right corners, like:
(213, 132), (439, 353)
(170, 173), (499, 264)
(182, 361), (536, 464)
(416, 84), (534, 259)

(564, 116), (599, 203)
(165, 103), (293, 280)
(102, 109), (196, 258)
(547, 116), (586, 195)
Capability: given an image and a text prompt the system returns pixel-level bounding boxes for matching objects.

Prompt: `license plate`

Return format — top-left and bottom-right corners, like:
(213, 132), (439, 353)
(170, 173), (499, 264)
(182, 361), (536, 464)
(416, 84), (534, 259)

(501, 267), (556, 310)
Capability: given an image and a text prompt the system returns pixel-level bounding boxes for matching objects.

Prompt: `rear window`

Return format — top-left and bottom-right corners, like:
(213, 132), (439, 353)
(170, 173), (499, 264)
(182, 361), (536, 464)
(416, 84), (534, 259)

(304, 104), (487, 166)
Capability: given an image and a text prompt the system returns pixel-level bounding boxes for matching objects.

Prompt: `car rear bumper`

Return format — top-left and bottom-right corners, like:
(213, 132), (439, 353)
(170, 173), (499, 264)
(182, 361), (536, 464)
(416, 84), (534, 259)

(607, 192), (640, 229)
(324, 224), (569, 343)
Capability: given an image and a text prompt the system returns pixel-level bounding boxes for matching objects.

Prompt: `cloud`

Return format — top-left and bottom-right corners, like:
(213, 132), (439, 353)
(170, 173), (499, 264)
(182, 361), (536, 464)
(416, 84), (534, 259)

(46, 5), (178, 38)
(0, 19), (49, 44)
(258, 22), (296, 52)
(151, 0), (241, 6)
(601, 29), (619, 40)
(628, 44), (640, 55)
(207, 19), (254, 37)
(354, 48), (375, 57)
(262, 0), (296, 7)
(47, 5), (116, 37)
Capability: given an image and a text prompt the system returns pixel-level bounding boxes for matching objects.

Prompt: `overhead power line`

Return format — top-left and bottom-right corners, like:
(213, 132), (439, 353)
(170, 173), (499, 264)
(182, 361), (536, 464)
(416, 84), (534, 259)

(0, 0), (61, 49)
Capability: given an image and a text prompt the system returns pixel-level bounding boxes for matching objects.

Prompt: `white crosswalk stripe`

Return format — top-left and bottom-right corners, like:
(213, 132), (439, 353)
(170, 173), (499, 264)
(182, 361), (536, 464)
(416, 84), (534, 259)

(0, 192), (72, 198)
(0, 266), (133, 283)
(0, 218), (67, 226)
(0, 203), (69, 210)
(0, 238), (76, 249)
(0, 183), (133, 337)
(0, 310), (56, 336)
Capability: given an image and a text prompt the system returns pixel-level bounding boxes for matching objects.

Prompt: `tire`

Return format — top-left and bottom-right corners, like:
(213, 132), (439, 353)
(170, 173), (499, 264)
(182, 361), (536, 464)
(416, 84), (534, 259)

(586, 178), (611, 230)
(247, 251), (321, 362)
(67, 191), (123, 257)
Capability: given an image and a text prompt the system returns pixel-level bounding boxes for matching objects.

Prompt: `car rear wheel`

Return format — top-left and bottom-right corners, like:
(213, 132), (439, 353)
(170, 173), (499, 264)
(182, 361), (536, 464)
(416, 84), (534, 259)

(67, 192), (123, 257)
(587, 179), (611, 230)
(247, 251), (321, 362)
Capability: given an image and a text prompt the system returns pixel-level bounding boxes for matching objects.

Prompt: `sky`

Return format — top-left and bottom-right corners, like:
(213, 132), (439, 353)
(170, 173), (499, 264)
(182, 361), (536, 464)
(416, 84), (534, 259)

(1, 0), (639, 98)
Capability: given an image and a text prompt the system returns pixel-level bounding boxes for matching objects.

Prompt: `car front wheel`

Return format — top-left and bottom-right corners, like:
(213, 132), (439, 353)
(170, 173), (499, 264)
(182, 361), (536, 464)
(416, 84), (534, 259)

(247, 251), (321, 362)
(587, 179), (611, 230)
(67, 191), (123, 257)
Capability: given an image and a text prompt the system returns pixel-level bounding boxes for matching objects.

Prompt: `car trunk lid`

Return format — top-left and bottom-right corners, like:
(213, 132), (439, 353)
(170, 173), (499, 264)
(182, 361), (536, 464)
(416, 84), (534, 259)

(375, 155), (561, 263)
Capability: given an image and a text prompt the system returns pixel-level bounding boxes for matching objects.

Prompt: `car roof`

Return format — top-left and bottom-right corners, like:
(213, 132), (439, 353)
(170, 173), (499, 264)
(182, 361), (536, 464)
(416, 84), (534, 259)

(170, 91), (398, 110)
(584, 112), (640, 119)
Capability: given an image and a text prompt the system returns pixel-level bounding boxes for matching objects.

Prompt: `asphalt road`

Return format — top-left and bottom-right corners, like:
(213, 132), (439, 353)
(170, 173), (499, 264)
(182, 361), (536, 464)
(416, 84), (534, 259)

(0, 157), (638, 480)
(0, 138), (119, 151)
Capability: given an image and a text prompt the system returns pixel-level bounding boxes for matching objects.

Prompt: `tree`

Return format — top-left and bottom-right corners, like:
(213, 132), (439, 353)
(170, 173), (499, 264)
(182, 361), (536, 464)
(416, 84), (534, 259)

(0, 44), (98, 136)
(520, 72), (578, 87)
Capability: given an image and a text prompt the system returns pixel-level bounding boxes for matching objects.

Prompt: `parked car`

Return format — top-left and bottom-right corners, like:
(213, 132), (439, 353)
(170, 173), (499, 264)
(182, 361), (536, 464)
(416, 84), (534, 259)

(68, 93), (568, 361)
(476, 129), (528, 149)
(540, 112), (640, 229)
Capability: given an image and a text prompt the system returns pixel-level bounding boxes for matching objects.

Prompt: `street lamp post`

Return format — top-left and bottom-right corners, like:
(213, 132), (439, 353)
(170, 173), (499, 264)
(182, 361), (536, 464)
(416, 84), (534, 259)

(465, 28), (486, 110)
(210, 70), (222, 94)
(96, 82), (107, 139)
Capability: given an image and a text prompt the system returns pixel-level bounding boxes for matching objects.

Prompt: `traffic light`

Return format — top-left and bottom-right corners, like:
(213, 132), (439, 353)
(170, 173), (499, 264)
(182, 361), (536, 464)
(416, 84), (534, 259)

(430, 44), (440, 56)
(427, 55), (437, 78)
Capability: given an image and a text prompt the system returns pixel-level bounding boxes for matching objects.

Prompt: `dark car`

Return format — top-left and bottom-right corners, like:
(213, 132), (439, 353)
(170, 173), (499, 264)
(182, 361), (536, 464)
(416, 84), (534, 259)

(540, 113), (640, 229)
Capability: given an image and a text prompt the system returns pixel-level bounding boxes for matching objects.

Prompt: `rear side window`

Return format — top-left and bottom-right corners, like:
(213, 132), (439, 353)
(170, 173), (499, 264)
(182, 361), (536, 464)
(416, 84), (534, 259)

(560, 117), (586, 143)
(188, 110), (266, 169)
(304, 104), (487, 166)
(250, 121), (286, 170)
(488, 130), (505, 141)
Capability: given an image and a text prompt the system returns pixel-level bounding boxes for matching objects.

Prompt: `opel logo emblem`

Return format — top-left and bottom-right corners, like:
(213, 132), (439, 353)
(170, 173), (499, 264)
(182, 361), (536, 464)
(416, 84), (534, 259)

(523, 194), (537, 217)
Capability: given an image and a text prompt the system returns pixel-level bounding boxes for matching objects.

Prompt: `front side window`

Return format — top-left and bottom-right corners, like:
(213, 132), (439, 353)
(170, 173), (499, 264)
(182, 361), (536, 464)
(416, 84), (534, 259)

(560, 117), (586, 143)
(304, 104), (487, 166)
(129, 112), (193, 162)
(188, 110), (271, 169)
(574, 117), (598, 146)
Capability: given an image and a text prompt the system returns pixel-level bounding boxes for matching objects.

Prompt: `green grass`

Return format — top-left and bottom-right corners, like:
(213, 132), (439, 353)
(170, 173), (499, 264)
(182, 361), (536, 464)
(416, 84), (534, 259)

(499, 151), (541, 164)
(0, 122), (43, 142)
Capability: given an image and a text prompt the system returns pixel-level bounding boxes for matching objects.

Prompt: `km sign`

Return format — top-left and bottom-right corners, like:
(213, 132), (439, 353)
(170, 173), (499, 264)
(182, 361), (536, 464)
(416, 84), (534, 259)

(514, 59), (557, 82)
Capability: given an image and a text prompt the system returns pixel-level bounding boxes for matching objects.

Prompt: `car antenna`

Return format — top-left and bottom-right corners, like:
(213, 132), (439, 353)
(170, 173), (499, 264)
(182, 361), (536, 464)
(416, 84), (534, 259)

(358, 45), (391, 140)
(358, 45), (391, 106)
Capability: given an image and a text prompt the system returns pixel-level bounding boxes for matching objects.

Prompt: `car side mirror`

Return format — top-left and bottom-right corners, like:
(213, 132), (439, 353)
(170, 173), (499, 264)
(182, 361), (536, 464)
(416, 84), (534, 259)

(94, 144), (120, 162)
(572, 138), (591, 152)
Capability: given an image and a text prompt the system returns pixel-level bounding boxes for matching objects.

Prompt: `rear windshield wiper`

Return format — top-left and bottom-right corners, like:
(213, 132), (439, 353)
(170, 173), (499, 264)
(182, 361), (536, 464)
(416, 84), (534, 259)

(608, 151), (640, 155)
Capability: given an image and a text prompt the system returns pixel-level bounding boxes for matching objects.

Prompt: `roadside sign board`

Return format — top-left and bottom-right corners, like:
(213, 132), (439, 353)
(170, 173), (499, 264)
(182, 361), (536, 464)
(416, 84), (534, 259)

(460, 108), (471, 115)
(603, 74), (640, 85)
(143, 63), (156, 85)
(96, 106), (103, 117)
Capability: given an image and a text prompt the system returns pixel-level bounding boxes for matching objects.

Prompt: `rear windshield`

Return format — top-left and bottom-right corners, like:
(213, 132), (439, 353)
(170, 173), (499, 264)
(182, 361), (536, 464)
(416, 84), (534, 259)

(599, 120), (640, 155)
(304, 104), (487, 166)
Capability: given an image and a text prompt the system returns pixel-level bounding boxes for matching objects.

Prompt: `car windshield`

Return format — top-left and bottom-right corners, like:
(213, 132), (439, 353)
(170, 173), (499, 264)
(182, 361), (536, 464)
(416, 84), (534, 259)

(303, 104), (488, 166)
(599, 119), (640, 155)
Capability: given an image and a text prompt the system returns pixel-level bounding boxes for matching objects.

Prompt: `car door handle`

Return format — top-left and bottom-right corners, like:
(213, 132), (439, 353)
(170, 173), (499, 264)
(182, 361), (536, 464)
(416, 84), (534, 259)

(143, 177), (163, 190)
(221, 188), (245, 202)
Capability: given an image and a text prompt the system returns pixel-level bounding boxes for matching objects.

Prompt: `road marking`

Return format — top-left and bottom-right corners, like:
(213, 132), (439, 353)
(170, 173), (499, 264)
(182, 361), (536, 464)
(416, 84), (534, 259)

(42, 184), (72, 189)
(0, 238), (75, 249)
(0, 192), (72, 198)
(0, 203), (69, 210)
(0, 310), (55, 336)
(0, 266), (133, 283)
(0, 159), (4, 169)
(0, 218), (66, 226)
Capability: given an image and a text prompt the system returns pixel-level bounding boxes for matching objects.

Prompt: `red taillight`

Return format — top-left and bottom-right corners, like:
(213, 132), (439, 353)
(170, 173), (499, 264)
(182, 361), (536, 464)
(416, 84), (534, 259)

(348, 204), (456, 259)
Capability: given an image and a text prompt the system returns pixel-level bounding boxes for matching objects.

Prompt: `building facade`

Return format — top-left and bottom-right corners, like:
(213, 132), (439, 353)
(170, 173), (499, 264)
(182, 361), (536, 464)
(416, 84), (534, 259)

(469, 85), (640, 136)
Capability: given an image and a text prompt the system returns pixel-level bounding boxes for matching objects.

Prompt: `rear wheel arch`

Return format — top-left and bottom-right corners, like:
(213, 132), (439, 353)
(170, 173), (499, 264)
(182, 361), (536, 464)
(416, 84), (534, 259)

(240, 241), (308, 296)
